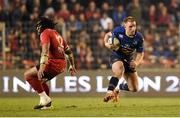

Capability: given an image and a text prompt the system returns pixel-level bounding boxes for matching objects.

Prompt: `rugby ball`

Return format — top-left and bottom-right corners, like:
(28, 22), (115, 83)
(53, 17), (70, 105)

(108, 37), (120, 50)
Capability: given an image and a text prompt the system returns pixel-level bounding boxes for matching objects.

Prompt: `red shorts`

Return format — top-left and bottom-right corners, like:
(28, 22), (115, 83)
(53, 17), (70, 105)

(36, 59), (66, 80)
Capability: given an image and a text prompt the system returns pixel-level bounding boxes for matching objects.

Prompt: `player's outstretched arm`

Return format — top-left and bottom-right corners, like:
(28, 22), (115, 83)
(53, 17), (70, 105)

(65, 49), (77, 76)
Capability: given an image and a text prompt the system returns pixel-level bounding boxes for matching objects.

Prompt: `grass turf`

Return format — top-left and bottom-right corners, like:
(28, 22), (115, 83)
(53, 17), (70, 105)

(0, 97), (180, 117)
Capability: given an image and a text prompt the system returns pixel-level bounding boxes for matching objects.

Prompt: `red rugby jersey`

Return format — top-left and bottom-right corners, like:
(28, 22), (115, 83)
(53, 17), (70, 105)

(40, 29), (69, 59)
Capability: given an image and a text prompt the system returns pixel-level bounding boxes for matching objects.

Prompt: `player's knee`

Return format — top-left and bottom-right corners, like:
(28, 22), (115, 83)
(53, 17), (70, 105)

(114, 71), (123, 78)
(112, 61), (124, 78)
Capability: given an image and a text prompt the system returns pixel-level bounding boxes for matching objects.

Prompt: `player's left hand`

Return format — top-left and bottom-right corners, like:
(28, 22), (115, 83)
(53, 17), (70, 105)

(68, 65), (77, 76)
(129, 61), (138, 69)
(38, 64), (46, 80)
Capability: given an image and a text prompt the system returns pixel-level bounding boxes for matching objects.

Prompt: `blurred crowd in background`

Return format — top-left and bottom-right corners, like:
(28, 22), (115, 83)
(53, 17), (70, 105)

(0, 0), (180, 70)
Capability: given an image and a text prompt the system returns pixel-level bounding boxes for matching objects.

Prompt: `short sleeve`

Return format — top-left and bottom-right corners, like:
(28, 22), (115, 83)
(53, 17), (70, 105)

(112, 26), (125, 38)
(136, 33), (144, 52)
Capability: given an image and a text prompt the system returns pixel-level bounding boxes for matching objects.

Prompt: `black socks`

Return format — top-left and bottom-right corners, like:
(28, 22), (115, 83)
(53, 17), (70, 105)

(107, 77), (119, 91)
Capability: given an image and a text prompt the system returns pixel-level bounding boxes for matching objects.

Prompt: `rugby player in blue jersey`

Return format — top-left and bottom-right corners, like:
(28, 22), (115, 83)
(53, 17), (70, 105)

(103, 16), (144, 102)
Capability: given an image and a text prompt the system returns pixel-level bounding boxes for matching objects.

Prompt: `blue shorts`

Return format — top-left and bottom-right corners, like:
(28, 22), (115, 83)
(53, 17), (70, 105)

(109, 54), (136, 73)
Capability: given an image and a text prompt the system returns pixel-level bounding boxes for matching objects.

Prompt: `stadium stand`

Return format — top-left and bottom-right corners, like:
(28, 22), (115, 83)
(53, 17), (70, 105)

(0, 0), (179, 69)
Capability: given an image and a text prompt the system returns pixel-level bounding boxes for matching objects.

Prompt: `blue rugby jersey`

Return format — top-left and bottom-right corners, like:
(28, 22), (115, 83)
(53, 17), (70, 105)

(111, 26), (144, 60)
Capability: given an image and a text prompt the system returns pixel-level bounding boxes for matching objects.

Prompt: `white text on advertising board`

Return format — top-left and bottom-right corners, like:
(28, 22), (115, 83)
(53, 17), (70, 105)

(1, 76), (180, 93)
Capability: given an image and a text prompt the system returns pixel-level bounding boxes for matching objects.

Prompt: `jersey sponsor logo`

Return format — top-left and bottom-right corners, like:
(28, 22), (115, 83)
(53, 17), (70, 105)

(118, 34), (123, 39)
(121, 44), (131, 50)
(120, 44), (134, 55)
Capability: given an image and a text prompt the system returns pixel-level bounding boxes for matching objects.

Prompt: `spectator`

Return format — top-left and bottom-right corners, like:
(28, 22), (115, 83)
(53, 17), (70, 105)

(126, 0), (142, 25)
(88, 10), (101, 29)
(29, 6), (40, 23)
(19, 3), (30, 21)
(168, 0), (179, 24)
(29, 32), (40, 60)
(1, 0), (179, 69)
(0, 5), (8, 21)
(78, 13), (87, 30)
(66, 14), (82, 32)
(76, 42), (87, 69)
(101, 2), (112, 18)
(86, 46), (94, 69)
(55, 3), (70, 21)
(11, 0), (22, 23)
(89, 23), (102, 50)
(158, 6), (172, 27)
(146, 4), (157, 29)
(159, 29), (178, 67)
(143, 29), (157, 66)
(85, 1), (98, 20)
(71, 2), (83, 17)
(95, 31), (110, 69)
(112, 5), (126, 26)
(100, 12), (114, 31)
(44, 7), (55, 18)
(79, 30), (90, 44)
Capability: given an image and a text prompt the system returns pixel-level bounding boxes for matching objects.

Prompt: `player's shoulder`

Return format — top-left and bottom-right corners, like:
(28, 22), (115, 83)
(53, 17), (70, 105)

(42, 28), (53, 34)
(112, 26), (125, 34)
(135, 31), (144, 41)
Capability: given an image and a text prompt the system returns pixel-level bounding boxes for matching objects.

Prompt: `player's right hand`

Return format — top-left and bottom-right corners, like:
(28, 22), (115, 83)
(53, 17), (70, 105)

(68, 65), (77, 76)
(129, 60), (138, 69)
(38, 64), (46, 80)
(109, 44), (119, 51)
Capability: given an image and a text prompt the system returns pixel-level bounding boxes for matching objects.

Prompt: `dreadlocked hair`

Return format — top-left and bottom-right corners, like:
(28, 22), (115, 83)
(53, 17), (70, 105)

(36, 16), (56, 33)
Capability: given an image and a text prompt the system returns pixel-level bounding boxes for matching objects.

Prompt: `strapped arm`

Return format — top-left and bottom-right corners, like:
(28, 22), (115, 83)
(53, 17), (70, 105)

(40, 42), (50, 66)
(40, 55), (48, 65)
(65, 49), (75, 67)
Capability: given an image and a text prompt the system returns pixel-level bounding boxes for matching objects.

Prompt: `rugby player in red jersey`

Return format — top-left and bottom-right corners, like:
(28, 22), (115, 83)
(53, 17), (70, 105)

(24, 16), (76, 109)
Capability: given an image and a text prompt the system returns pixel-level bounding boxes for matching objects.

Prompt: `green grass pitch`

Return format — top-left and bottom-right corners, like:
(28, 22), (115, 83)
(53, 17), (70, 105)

(0, 97), (180, 117)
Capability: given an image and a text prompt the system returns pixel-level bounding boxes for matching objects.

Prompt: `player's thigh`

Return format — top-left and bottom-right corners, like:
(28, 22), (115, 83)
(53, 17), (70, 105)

(24, 66), (38, 79)
(43, 60), (66, 81)
(112, 61), (124, 78)
(124, 72), (139, 91)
